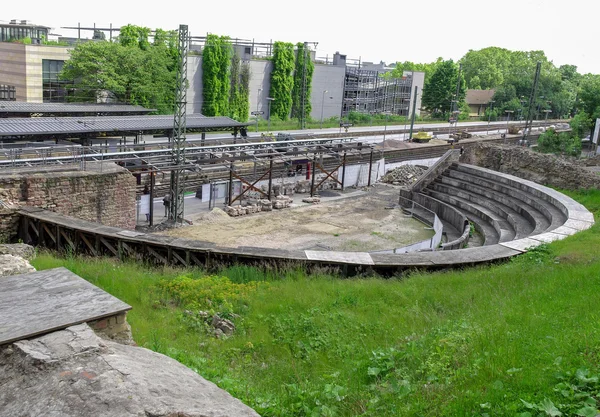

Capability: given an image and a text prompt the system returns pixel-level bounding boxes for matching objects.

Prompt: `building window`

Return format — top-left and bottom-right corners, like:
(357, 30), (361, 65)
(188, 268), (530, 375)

(42, 59), (74, 102)
(0, 85), (16, 101)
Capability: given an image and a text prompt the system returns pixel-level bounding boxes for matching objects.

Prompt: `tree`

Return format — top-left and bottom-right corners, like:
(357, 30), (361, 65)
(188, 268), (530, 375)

(421, 60), (465, 119)
(537, 128), (582, 157)
(118, 24), (151, 50)
(202, 34), (232, 116)
(291, 42), (314, 124)
(390, 58), (442, 83)
(269, 41), (295, 121)
(228, 52), (251, 122)
(460, 47), (511, 90)
(60, 31), (178, 113)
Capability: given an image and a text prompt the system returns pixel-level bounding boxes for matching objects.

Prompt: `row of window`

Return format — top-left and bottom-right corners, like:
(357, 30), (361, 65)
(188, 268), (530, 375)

(0, 26), (48, 42)
(0, 85), (16, 101)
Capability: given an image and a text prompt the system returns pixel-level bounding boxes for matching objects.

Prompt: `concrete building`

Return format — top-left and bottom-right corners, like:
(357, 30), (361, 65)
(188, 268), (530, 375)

(0, 24), (424, 120)
(0, 42), (71, 102)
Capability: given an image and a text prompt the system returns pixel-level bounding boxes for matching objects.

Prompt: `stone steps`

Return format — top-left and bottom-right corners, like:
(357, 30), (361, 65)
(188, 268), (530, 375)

(428, 182), (518, 242)
(433, 177), (536, 239)
(450, 164), (567, 231)
(423, 188), (501, 245)
(419, 162), (573, 247)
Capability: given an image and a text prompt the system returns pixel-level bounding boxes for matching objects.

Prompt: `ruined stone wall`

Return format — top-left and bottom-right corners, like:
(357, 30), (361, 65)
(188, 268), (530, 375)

(0, 163), (136, 237)
(461, 143), (600, 190)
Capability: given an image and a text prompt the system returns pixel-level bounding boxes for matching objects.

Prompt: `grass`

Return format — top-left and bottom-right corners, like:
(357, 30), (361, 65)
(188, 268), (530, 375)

(30, 189), (600, 416)
(251, 115), (455, 133)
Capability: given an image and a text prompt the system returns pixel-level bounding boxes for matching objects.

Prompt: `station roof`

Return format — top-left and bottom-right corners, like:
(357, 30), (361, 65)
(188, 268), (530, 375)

(0, 114), (251, 139)
(0, 102), (155, 118)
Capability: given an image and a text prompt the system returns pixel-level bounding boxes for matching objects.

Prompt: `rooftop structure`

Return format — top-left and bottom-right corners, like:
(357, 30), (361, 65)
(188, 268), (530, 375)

(0, 102), (155, 118)
(0, 20), (51, 44)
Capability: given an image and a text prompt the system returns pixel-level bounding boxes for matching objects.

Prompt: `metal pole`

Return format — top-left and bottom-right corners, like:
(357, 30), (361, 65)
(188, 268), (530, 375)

(383, 113), (388, 148)
(310, 154), (317, 197)
(409, 86), (418, 140)
(341, 152), (346, 192)
(367, 149), (373, 186)
(149, 172), (155, 226)
(267, 156), (273, 201)
(228, 162), (234, 206)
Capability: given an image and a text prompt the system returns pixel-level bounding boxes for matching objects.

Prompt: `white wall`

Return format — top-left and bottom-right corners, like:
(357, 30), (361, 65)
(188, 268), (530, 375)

(310, 64), (345, 122)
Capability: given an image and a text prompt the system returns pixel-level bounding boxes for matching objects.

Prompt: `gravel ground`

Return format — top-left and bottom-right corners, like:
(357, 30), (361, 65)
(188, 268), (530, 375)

(159, 185), (433, 252)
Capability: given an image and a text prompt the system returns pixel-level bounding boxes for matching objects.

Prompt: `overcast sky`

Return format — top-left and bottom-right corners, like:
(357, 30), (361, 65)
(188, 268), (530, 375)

(5, 0), (599, 74)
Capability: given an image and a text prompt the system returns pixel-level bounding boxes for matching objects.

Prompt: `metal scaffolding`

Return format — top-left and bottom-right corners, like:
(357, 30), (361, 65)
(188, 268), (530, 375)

(169, 24), (188, 224)
(342, 68), (413, 118)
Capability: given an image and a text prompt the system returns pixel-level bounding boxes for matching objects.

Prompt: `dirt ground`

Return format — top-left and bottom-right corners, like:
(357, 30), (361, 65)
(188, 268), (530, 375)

(160, 185), (433, 252)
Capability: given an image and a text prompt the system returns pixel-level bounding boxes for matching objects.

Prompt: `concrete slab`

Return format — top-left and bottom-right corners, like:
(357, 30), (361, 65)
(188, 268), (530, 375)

(567, 210), (595, 223)
(546, 225), (578, 236)
(562, 219), (594, 231)
(370, 253), (435, 266)
(117, 230), (145, 238)
(305, 250), (374, 265)
(499, 238), (542, 252)
(0, 267), (131, 346)
(528, 232), (567, 244)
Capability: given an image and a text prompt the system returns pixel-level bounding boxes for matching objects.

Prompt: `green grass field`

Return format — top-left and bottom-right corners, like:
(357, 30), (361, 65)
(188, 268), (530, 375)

(31, 189), (600, 417)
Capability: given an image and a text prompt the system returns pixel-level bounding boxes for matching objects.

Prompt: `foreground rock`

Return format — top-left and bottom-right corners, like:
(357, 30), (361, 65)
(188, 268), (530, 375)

(0, 243), (35, 260)
(0, 254), (35, 276)
(0, 323), (260, 417)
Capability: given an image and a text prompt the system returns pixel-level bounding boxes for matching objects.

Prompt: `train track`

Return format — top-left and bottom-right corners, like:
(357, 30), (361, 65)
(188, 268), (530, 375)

(143, 133), (544, 197)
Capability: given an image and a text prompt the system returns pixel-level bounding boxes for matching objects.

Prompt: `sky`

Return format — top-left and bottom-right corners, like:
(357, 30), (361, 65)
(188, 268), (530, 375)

(5, 0), (600, 74)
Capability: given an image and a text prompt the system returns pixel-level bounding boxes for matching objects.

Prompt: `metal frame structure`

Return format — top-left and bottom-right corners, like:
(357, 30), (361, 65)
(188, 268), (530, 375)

(169, 24), (188, 224)
(342, 68), (413, 118)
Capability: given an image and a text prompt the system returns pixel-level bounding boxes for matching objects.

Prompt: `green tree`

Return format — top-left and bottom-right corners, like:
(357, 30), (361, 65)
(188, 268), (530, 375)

(228, 52), (250, 122)
(60, 32), (177, 113)
(119, 24), (151, 50)
(460, 47), (511, 90)
(269, 41), (295, 121)
(537, 128), (582, 157)
(202, 34), (232, 116)
(291, 42), (314, 124)
(421, 60), (465, 119)
(390, 58), (442, 83)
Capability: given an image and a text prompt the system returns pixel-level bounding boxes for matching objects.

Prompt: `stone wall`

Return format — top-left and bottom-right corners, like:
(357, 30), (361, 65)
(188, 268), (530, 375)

(0, 162), (136, 238)
(461, 143), (600, 190)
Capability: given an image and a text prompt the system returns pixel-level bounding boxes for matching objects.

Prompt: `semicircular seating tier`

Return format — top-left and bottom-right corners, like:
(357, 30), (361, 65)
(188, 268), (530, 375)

(396, 159), (594, 257)
(17, 156), (594, 275)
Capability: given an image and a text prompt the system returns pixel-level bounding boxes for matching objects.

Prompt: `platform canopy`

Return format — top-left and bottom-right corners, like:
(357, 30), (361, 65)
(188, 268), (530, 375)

(0, 114), (252, 141)
(0, 101), (157, 118)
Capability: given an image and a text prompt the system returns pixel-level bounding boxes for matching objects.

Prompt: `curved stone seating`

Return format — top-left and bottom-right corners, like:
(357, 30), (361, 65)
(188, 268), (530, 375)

(417, 163), (572, 247)
(17, 162), (595, 275)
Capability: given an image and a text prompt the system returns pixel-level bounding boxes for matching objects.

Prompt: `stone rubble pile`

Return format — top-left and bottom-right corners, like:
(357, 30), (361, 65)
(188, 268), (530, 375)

(302, 197), (321, 204)
(225, 195), (292, 217)
(381, 165), (428, 186)
(273, 195), (292, 209)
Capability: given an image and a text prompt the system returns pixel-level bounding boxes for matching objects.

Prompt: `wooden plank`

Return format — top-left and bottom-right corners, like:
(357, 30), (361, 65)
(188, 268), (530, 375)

(147, 246), (168, 264)
(171, 250), (188, 267)
(0, 267), (131, 346)
(99, 237), (118, 256)
(80, 233), (98, 256)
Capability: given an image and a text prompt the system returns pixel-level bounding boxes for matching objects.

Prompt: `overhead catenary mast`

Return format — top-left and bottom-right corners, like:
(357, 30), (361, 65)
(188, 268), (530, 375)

(169, 24), (189, 224)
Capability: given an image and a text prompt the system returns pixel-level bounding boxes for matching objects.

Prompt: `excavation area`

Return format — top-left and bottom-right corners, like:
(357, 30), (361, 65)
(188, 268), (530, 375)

(161, 185), (433, 252)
